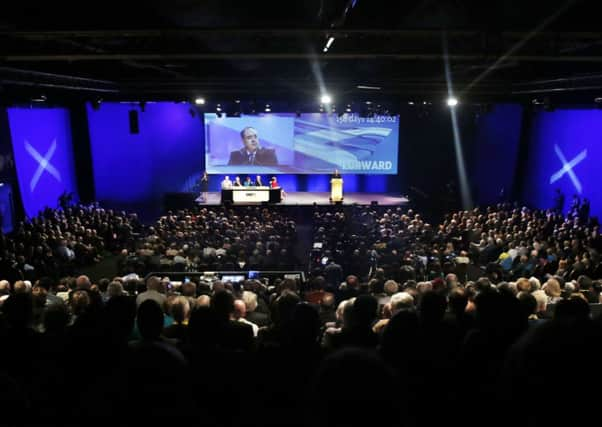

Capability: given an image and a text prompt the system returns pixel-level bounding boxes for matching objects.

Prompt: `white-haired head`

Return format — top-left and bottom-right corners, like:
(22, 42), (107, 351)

(531, 290), (547, 313)
(242, 291), (258, 313)
(390, 292), (414, 314)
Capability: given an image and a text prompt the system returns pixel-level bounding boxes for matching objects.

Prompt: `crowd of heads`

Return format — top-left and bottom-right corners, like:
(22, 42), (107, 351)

(311, 202), (602, 287)
(1, 265), (601, 425)
(121, 206), (299, 274)
(1, 201), (602, 425)
(0, 204), (139, 283)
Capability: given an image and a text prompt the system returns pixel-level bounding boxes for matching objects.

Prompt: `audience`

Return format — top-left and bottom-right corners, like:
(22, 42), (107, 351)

(0, 201), (601, 424)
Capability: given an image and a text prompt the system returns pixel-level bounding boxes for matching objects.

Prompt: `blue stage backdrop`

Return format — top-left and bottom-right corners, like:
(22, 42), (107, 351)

(8, 107), (77, 218)
(87, 102), (204, 206)
(473, 104), (523, 205)
(523, 108), (602, 217)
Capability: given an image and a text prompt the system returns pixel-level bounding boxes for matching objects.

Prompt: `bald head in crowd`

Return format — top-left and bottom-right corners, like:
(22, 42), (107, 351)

(197, 294), (211, 307)
(0, 280), (10, 295)
(233, 299), (247, 320)
(146, 276), (163, 292)
(76, 275), (92, 290)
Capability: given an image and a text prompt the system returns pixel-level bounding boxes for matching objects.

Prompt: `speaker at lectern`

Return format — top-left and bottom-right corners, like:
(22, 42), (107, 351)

(330, 177), (343, 203)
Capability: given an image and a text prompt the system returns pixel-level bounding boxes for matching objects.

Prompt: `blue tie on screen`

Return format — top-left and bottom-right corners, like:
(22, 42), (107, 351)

(248, 153), (255, 164)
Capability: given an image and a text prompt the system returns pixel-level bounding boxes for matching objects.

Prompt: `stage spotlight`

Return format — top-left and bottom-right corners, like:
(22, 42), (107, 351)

(345, 104), (352, 113)
(408, 101), (415, 106)
(195, 97), (206, 105)
(446, 97), (459, 107)
(265, 104), (271, 112)
(320, 94), (332, 104)
(216, 104), (222, 112)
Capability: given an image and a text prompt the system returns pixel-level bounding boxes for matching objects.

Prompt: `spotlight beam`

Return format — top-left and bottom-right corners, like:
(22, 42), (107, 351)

(443, 33), (472, 210)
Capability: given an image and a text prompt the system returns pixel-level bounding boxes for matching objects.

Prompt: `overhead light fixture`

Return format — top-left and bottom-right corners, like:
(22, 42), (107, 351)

(216, 104), (222, 112)
(345, 104), (352, 113)
(235, 99), (241, 104)
(446, 97), (459, 107)
(32, 94), (47, 102)
(365, 101), (372, 105)
(357, 85), (382, 90)
(320, 94), (332, 104)
(408, 101), (415, 105)
(323, 36), (335, 53)
(195, 97), (206, 105)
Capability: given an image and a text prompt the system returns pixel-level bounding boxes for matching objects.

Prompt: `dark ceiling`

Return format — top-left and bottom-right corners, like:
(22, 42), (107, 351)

(1, 0), (601, 107)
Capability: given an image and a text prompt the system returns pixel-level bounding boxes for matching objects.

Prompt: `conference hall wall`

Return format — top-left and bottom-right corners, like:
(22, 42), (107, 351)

(522, 108), (602, 218)
(2, 103), (525, 220)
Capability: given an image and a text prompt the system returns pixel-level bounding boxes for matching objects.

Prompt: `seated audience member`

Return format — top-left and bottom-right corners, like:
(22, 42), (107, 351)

(324, 295), (378, 350)
(211, 290), (254, 351)
(318, 292), (337, 325)
(242, 291), (269, 327)
(372, 291), (414, 334)
(136, 276), (166, 309)
(233, 299), (259, 337)
(163, 296), (190, 341)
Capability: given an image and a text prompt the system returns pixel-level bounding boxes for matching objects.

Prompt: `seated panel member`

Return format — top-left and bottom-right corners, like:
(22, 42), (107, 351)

(221, 175), (232, 189)
(243, 176), (253, 187)
(228, 127), (278, 166)
(233, 176), (243, 187)
(254, 175), (263, 187)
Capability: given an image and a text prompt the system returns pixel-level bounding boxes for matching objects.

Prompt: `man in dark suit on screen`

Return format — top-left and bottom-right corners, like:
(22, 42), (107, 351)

(228, 126), (278, 166)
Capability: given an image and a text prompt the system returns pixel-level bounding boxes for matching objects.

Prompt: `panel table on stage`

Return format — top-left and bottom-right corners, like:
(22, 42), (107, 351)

(221, 186), (282, 204)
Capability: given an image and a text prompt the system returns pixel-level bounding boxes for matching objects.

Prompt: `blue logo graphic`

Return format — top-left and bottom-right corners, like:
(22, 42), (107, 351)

(549, 144), (587, 194)
(24, 139), (62, 192)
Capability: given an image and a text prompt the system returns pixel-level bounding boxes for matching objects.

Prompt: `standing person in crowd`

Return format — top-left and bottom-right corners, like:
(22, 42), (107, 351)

(199, 171), (209, 203)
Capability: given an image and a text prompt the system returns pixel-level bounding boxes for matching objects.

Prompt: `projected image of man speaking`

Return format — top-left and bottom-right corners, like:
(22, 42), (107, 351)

(228, 126), (278, 166)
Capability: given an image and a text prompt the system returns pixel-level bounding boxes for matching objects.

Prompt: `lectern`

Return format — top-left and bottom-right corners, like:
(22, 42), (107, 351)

(330, 178), (344, 203)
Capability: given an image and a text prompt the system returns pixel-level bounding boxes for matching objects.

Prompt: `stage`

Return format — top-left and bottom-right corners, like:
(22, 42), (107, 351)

(196, 192), (409, 206)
